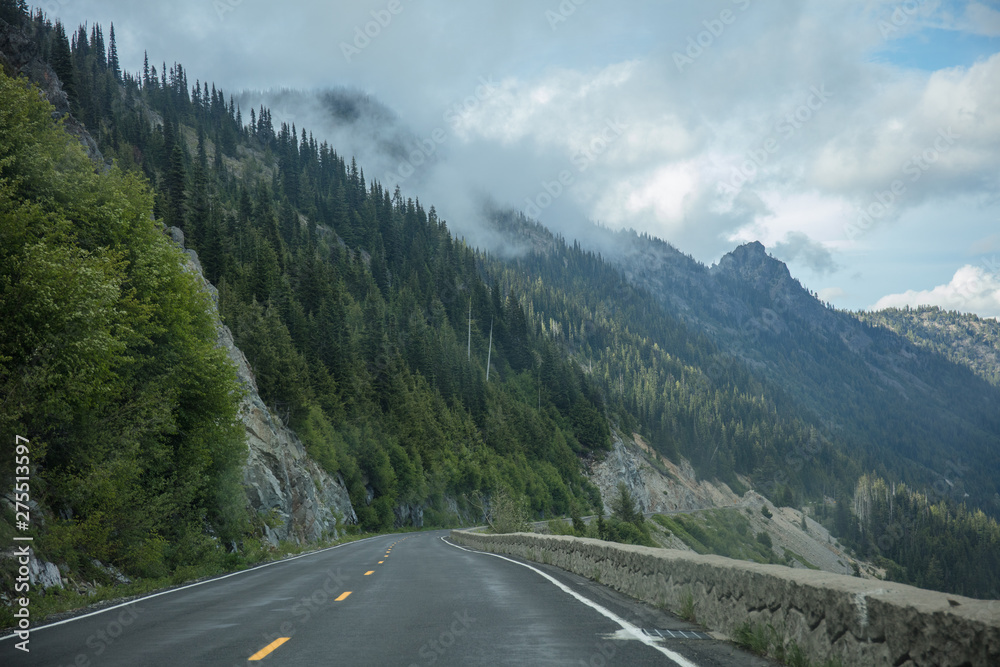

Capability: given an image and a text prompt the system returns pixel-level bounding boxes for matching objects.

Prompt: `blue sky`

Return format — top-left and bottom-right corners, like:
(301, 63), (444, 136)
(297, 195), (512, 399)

(54, 0), (1000, 317)
(877, 28), (1000, 70)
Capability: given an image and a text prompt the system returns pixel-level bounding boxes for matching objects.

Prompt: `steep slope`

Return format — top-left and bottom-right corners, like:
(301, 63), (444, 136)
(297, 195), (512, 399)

(172, 227), (356, 545)
(2, 9), (614, 540)
(6, 4), (1000, 602)
(857, 306), (1000, 386)
(0, 14), (353, 607)
(483, 211), (1000, 517)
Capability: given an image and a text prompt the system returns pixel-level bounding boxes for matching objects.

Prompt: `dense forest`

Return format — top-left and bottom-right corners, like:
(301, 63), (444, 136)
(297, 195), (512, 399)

(2, 0), (999, 602)
(0, 67), (247, 577)
(845, 475), (1000, 599)
(857, 306), (1000, 386)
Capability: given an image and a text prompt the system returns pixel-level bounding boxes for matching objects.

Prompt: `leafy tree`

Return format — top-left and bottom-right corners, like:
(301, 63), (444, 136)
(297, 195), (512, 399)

(0, 70), (245, 578)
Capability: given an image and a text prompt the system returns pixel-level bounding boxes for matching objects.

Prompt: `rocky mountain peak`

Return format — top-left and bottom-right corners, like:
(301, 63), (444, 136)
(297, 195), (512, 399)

(713, 241), (792, 285)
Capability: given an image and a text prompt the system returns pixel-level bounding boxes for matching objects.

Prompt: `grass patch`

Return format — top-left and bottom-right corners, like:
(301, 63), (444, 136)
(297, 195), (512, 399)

(733, 620), (778, 656)
(783, 548), (820, 570)
(652, 509), (783, 565)
(678, 589), (696, 622)
(732, 621), (844, 666)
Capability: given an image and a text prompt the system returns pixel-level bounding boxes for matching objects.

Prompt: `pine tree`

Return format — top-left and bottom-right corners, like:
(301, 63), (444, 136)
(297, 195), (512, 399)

(50, 22), (76, 104)
(166, 142), (186, 228)
(0, 0), (28, 25)
(108, 22), (120, 80)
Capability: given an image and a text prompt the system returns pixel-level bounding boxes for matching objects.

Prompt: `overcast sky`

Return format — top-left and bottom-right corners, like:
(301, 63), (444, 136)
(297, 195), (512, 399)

(51, 0), (1000, 317)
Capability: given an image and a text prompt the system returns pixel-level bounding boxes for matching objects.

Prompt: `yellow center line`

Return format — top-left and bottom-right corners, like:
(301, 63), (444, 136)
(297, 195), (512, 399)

(365, 570), (375, 575)
(379, 561), (384, 564)
(249, 637), (290, 661)
(335, 591), (352, 601)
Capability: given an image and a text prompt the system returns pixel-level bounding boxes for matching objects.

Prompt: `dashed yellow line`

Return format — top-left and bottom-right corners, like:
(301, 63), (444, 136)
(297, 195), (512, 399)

(335, 591), (352, 602)
(378, 560), (384, 564)
(249, 637), (290, 661)
(365, 570), (375, 575)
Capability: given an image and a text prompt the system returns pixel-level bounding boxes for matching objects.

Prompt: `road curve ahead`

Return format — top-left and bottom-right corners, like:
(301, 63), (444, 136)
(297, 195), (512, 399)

(1, 531), (774, 666)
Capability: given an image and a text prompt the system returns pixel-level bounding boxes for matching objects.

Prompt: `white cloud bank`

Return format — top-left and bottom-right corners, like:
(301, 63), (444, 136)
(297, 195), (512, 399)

(872, 265), (1000, 318)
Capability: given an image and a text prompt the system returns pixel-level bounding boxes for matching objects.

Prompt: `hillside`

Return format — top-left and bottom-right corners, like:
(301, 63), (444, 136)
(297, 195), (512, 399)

(857, 306), (1000, 386)
(480, 212), (1000, 516)
(2, 2), (1000, 606)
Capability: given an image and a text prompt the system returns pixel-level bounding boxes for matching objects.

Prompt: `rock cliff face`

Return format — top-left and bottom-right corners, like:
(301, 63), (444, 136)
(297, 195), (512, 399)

(587, 430), (741, 514)
(170, 227), (356, 546)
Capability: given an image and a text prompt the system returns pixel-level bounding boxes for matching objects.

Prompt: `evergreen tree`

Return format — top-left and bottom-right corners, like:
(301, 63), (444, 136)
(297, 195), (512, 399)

(50, 22), (75, 103)
(108, 22), (120, 80)
(0, 0), (27, 25)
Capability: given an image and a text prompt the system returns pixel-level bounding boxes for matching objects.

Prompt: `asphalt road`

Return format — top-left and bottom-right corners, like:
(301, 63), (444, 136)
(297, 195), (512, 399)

(1, 531), (774, 666)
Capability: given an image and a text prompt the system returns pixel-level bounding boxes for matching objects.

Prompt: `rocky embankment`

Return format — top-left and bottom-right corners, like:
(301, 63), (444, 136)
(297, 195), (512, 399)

(588, 431), (742, 514)
(589, 431), (872, 578)
(171, 228), (356, 546)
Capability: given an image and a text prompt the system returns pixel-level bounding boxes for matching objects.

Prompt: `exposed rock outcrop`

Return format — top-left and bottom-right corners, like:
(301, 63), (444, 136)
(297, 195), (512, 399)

(588, 430), (741, 514)
(171, 227), (356, 546)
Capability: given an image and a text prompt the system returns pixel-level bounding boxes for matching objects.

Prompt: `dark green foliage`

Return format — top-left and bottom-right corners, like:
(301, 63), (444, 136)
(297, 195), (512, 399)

(651, 510), (782, 564)
(6, 13), (999, 602)
(0, 71), (245, 579)
(847, 475), (1000, 599)
(599, 516), (656, 547)
(7, 16), (614, 534)
(0, 0), (26, 25)
(610, 482), (642, 526)
(857, 306), (1000, 386)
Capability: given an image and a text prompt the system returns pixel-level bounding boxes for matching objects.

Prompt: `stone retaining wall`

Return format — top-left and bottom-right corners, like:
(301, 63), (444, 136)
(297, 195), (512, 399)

(450, 530), (1000, 666)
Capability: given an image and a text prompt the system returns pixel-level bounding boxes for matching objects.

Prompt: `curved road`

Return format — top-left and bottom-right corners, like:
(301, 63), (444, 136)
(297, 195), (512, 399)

(1, 531), (773, 666)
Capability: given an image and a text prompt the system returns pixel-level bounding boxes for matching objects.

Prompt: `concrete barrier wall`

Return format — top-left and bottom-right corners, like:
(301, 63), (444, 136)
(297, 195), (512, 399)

(450, 530), (1000, 667)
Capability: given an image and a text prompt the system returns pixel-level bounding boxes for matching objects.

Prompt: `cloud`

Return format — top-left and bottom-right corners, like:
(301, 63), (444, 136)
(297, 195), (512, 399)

(871, 265), (1000, 318)
(957, 2), (1000, 37)
(770, 231), (839, 274)
(818, 286), (847, 302)
(50, 0), (1000, 309)
(969, 232), (1000, 255)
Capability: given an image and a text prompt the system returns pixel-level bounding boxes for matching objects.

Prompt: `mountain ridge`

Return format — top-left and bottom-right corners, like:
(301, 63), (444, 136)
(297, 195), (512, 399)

(3, 4), (999, 604)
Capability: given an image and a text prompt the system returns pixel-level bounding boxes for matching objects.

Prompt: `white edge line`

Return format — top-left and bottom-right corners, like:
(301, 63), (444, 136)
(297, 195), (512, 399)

(441, 536), (700, 667)
(0, 534), (385, 641)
